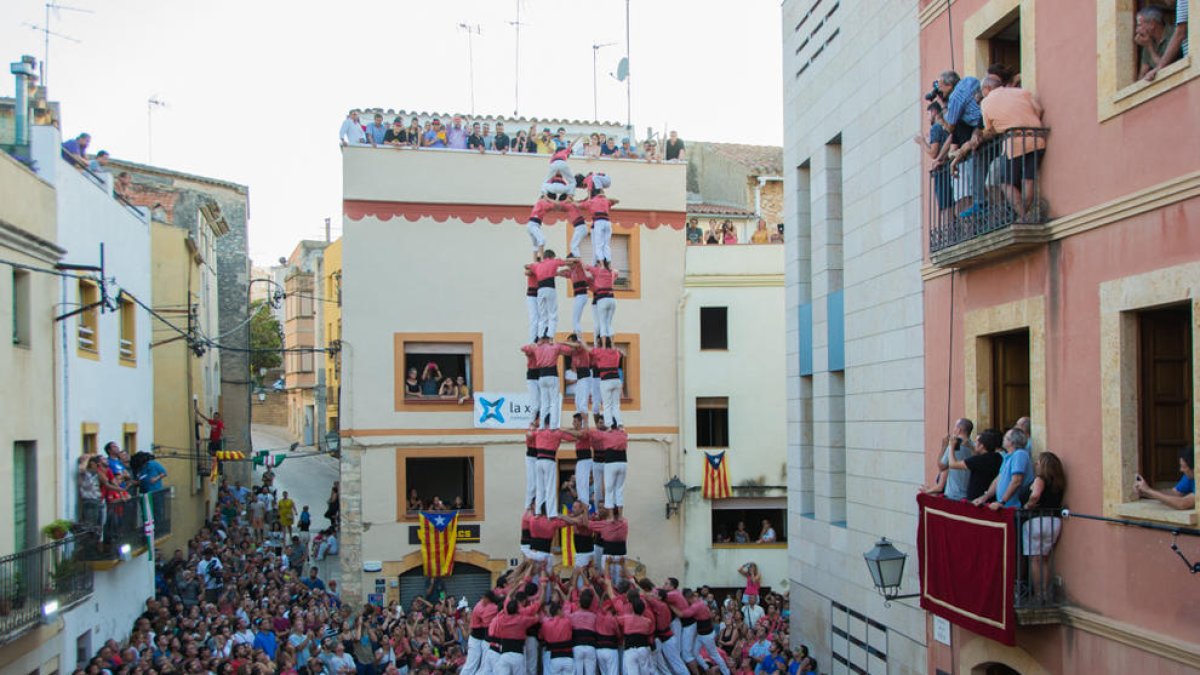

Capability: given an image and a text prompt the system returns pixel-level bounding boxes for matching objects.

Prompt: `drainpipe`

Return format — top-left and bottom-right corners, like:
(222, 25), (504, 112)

(9, 56), (36, 149)
(754, 175), (784, 219)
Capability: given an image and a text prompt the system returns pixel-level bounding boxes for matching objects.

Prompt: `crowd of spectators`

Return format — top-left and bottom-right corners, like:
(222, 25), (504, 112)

(714, 519), (780, 546)
(401, 363), (472, 404)
(687, 218), (784, 246)
(405, 489), (470, 514)
(339, 110), (687, 164)
(76, 440), (169, 555)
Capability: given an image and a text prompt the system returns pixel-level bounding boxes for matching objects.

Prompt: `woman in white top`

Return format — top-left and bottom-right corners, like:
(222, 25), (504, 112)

(757, 519), (777, 543)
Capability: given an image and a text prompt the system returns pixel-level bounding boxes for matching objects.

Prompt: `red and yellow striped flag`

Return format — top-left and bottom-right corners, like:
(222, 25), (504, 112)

(703, 451), (732, 499)
(559, 505), (576, 568)
(418, 511), (460, 577)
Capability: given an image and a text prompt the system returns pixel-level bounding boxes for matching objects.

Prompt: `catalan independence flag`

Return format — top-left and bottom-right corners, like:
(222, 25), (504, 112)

(418, 510), (460, 577)
(702, 451), (732, 500)
(560, 505), (576, 568)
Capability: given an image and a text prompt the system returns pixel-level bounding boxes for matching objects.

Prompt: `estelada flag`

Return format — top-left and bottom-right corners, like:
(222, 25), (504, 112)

(418, 510), (460, 577)
(559, 505), (576, 568)
(703, 451), (732, 499)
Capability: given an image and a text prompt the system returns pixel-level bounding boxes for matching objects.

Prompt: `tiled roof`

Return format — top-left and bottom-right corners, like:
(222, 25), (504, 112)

(686, 202), (757, 217)
(357, 108), (626, 129)
(701, 142), (783, 176)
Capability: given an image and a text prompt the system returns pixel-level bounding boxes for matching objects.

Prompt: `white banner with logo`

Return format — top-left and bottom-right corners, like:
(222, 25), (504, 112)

(473, 391), (562, 429)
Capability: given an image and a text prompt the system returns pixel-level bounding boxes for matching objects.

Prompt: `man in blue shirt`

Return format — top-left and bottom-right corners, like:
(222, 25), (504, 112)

(301, 566), (326, 591)
(937, 71), (988, 217)
(365, 113), (388, 146)
(61, 133), (91, 163)
(138, 457), (168, 492)
(972, 428), (1031, 509)
(252, 620), (277, 659)
(1135, 446), (1196, 510)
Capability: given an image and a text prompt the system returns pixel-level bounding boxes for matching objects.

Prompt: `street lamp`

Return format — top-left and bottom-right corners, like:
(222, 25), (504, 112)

(863, 538), (919, 605)
(664, 475), (686, 518)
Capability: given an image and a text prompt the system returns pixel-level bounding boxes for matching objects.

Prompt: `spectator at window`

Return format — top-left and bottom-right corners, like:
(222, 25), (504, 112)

(79, 455), (106, 535)
(722, 221), (739, 245)
(536, 128), (556, 154)
(513, 129), (533, 153)
(757, 519), (777, 543)
(455, 375), (471, 404)
(407, 117), (423, 146)
(987, 62), (1018, 87)
(687, 218), (703, 245)
(1147, 0), (1189, 82)
(404, 366), (421, 397)
(137, 453), (168, 492)
(481, 123), (494, 151)
(89, 149), (111, 173)
(446, 116), (469, 150)
(420, 363), (442, 396)
(62, 132), (91, 164)
(1021, 451), (1066, 603)
(922, 418), (974, 500)
(338, 110), (366, 147)
(601, 136), (618, 156)
(972, 427), (1032, 509)
(733, 521), (751, 544)
(407, 489), (423, 512)
(1134, 446), (1195, 510)
(553, 127), (570, 151)
(936, 71), (986, 216)
(617, 137), (640, 159)
(665, 130), (686, 162)
(750, 219), (771, 244)
(705, 223), (721, 245)
(114, 171), (133, 200)
(770, 223), (784, 243)
(586, 133), (602, 158)
(384, 119), (408, 147)
(979, 74), (1046, 221)
(643, 139), (660, 162)
(423, 119), (448, 148)
(1136, 6), (1182, 81)
(494, 122), (511, 153)
(365, 113), (388, 146)
(437, 377), (457, 397)
(944, 427), (1005, 502)
(467, 122), (486, 152)
(451, 495), (465, 510)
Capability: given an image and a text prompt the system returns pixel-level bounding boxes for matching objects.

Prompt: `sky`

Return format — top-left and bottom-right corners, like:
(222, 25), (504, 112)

(2, 0), (783, 264)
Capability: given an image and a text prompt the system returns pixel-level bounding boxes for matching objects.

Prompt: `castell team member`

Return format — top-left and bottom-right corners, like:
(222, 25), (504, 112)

(578, 175), (619, 263)
(606, 579), (656, 675)
(520, 337), (572, 428)
(552, 500), (595, 570)
(525, 270), (539, 344)
(526, 198), (558, 259)
(519, 508), (534, 561)
(525, 251), (572, 341)
(682, 588), (730, 675)
(593, 594), (621, 675)
(590, 416), (610, 514)
(538, 602), (575, 675)
(584, 262), (619, 342)
(487, 591), (542, 675)
(595, 421), (629, 515)
(591, 508), (629, 580)
(533, 424), (578, 517)
(591, 339), (624, 428)
(568, 589), (599, 674)
(568, 172), (610, 257)
(663, 578), (696, 666)
(523, 423), (539, 515)
(638, 579), (689, 675)
(570, 413), (595, 508)
(566, 339), (598, 419)
(542, 146), (576, 201)
(561, 259), (592, 341)
(462, 590), (502, 675)
(528, 514), (560, 573)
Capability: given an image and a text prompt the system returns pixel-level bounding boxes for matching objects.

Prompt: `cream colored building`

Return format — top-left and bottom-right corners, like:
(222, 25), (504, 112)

(338, 147), (692, 605)
(282, 241), (327, 445)
(149, 201), (229, 549)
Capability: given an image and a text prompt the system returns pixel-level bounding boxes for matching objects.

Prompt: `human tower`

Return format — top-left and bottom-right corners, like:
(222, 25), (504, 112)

(460, 149), (731, 675)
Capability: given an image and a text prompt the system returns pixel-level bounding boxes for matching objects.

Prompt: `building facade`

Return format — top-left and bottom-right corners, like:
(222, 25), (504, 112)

(319, 238), (343, 434)
(782, 0), (928, 672)
(282, 240), (328, 446)
(918, 0), (1200, 673)
(686, 142), (785, 242)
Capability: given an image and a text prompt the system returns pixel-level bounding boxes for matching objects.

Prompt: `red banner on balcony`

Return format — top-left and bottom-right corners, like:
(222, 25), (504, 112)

(917, 492), (1016, 646)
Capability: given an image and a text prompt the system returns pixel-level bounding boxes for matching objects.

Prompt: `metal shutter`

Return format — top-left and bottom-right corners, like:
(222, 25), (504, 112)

(398, 563), (493, 612)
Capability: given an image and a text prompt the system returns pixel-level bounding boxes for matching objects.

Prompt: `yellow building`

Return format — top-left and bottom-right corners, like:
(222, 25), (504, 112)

(149, 201), (230, 549)
(320, 238), (342, 433)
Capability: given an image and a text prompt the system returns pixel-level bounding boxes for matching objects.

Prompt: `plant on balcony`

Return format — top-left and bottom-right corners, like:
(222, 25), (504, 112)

(50, 558), (86, 590)
(0, 570), (26, 615)
(41, 519), (74, 541)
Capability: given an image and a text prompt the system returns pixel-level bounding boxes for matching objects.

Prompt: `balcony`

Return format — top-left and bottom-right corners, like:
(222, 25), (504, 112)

(928, 128), (1050, 268)
(0, 535), (94, 641)
(76, 489), (173, 562)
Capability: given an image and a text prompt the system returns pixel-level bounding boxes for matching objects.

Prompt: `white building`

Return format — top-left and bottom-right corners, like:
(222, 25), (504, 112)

(782, 1), (927, 673)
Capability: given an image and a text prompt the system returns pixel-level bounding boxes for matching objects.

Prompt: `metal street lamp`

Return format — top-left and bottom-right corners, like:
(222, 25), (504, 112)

(664, 475), (686, 518)
(863, 537), (919, 605)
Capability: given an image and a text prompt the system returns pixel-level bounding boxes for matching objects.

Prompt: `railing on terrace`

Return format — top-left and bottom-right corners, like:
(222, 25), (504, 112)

(76, 489), (172, 561)
(60, 150), (145, 219)
(0, 535), (94, 639)
(928, 127), (1049, 258)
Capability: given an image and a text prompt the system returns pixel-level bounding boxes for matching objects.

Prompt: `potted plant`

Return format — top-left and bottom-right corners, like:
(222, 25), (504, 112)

(42, 519), (74, 541)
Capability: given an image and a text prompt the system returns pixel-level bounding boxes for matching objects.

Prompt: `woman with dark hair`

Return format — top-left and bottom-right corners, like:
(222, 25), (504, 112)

(1021, 451), (1066, 603)
(947, 428), (1005, 501)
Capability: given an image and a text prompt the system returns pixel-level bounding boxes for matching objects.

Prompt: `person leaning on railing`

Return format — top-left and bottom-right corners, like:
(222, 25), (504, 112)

(1134, 446), (1196, 510)
(978, 74), (1046, 222)
(1019, 451), (1067, 603)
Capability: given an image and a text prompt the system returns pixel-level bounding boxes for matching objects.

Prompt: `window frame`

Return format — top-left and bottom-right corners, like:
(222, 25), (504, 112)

(709, 497), (788, 548)
(395, 446), (485, 521)
(1097, 0), (1200, 121)
(1137, 304), (1193, 486)
(123, 423), (138, 457)
(393, 333), (484, 411)
(554, 332), (642, 411)
(77, 279), (100, 359)
(118, 293), (137, 366)
(696, 396), (730, 449)
(699, 306), (729, 351)
(565, 222), (642, 299)
(12, 268), (31, 346)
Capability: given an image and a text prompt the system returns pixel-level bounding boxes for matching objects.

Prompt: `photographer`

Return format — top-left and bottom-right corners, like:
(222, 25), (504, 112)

(933, 71), (988, 218)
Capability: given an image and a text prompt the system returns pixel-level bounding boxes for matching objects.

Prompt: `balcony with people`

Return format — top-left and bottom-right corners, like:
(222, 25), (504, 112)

(919, 65), (1050, 268)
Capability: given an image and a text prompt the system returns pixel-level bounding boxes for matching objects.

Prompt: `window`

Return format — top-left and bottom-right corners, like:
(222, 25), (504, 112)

(77, 280), (99, 354)
(830, 601), (888, 675)
(405, 345), (471, 398)
(119, 294), (136, 364)
(394, 333), (484, 411)
(989, 329), (1031, 432)
(76, 631), (92, 669)
(13, 441), (37, 552)
(571, 224), (641, 296)
(299, 351), (314, 373)
(987, 14), (1022, 79)
(1138, 305), (1193, 486)
(123, 424), (138, 457)
(700, 307), (728, 350)
(711, 498), (786, 545)
(697, 397), (729, 448)
(396, 447), (485, 519)
(1131, 1), (1180, 83)
(12, 269), (30, 345)
(81, 424), (98, 457)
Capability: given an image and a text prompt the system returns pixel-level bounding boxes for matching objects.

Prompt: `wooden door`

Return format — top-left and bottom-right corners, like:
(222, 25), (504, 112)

(990, 330), (1031, 432)
(1139, 306), (1193, 485)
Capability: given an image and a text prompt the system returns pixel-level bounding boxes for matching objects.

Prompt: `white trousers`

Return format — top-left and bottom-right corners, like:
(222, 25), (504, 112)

(695, 631), (729, 675)
(574, 375), (595, 413)
(536, 287), (557, 340)
(569, 222), (591, 259)
(495, 650), (525, 675)
(538, 375), (561, 428)
(571, 294), (589, 336)
(485, 648), (501, 675)
(524, 455), (537, 510)
(544, 160), (574, 197)
(591, 461), (605, 509)
(463, 636), (488, 675)
(528, 221), (546, 251)
(524, 636), (539, 675)
(572, 645), (597, 675)
(596, 648), (619, 675)
(657, 629), (686, 672)
(592, 219), (612, 263)
(593, 297), (616, 338)
(603, 461), (626, 509)
(623, 646), (650, 675)
(680, 624), (698, 664)
(527, 378), (541, 424)
(549, 656), (573, 675)
(536, 457), (558, 517)
(526, 297), (539, 344)
(575, 459), (593, 510)
(599, 378), (622, 427)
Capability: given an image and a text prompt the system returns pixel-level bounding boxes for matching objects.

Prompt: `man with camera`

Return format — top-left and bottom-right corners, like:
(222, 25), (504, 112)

(930, 71), (988, 218)
(922, 418), (976, 500)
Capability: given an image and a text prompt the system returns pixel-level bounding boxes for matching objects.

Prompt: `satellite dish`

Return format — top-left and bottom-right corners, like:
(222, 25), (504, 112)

(616, 57), (629, 81)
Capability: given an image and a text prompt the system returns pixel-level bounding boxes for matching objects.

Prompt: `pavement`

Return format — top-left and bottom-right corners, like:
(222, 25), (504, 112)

(250, 424), (341, 584)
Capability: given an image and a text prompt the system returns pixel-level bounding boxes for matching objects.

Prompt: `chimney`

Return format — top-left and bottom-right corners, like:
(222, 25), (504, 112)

(9, 55), (37, 149)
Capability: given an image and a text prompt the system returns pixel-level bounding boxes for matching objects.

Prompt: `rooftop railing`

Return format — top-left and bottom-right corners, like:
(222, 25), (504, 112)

(0, 534), (94, 640)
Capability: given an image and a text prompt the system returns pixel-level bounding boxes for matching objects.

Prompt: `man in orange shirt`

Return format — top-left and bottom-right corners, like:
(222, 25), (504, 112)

(979, 74), (1046, 221)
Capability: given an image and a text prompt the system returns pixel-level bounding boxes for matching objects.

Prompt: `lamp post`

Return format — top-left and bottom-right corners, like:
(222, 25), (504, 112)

(664, 475), (686, 518)
(863, 537), (919, 605)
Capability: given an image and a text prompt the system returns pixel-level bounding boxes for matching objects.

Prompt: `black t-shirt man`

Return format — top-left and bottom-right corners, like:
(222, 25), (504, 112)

(467, 133), (485, 150)
(964, 451), (1004, 501)
(383, 126), (407, 144)
(494, 132), (511, 152)
(665, 137), (685, 161)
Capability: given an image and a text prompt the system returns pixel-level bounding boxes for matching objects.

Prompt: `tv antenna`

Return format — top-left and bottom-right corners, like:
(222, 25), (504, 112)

(458, 23), (482, 115)
(591, 42), (617, 121)
(147, 96), (168, 164)
(508, 0), (529, 116)
(26, 2), (93, 86)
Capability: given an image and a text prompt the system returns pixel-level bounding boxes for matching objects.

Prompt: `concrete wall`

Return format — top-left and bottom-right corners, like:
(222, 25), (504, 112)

(782, 1), (927, 672)
(680, 244), (788, 589)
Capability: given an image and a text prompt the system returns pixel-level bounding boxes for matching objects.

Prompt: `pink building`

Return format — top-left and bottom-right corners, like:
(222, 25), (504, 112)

(918, 0), (1199, 673)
